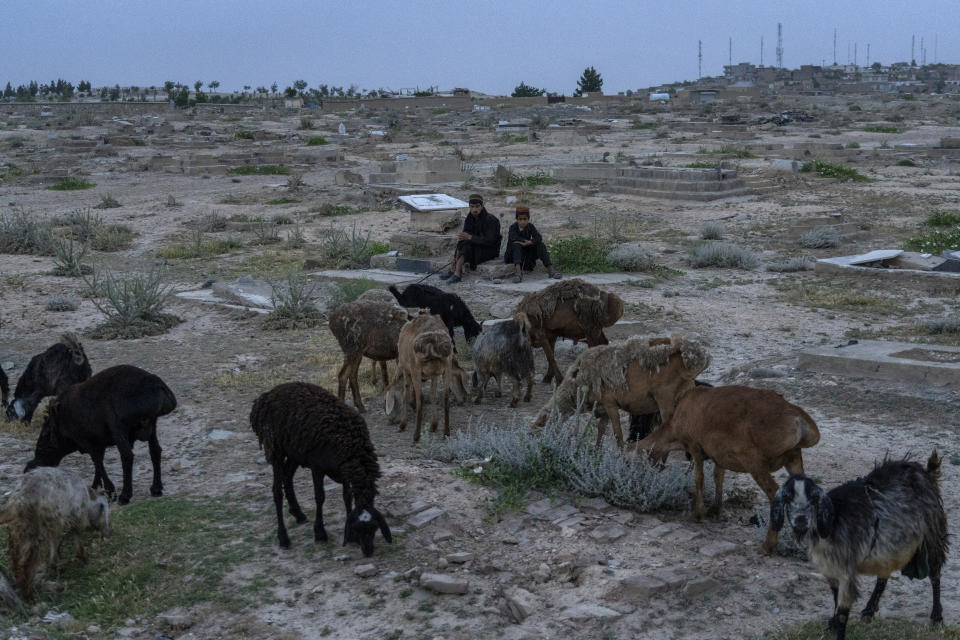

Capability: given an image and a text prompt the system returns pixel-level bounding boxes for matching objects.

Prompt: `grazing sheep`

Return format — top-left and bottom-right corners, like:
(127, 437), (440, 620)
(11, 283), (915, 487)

(0, 467), (110, 599)
(627, 380), (714, 442)
(24, 364), (176, 505)
(389, 283), (482, 346)
(514, 278), (624, 384)
(6, 333), (91, 422)
(249, 382), (392, 556)
(771, 452), (948, 640)
(329, 289), (411, 412)
(0, 363), (8, 410)
(386, 313), (454, 442)
(532, 335), (709, 448)
(471, 313), (535, 408)
(635, 384), (820, 553)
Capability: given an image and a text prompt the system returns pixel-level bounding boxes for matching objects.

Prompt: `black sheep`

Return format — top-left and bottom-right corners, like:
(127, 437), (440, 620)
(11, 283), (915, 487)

(250, 382), (392, 556)
(389, 283), (481, 345)
(772, 451), (949, 640)
(24, 364), (176, 505)
(6, 333), (91, 422)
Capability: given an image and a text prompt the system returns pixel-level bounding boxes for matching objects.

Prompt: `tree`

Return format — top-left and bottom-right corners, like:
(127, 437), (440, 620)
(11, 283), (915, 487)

(871, 61), (882, 72)
(109, 84), (121, 101)
(208, 80), (219, 93)
(271, 82), (278, 96)
(194, 80), (203, 95)
(511, 81), (546, 97)
(3, 82), (13, 98)
(283, 86), (298, 98)
(574, 66), (603, 97)
(292, 79), (308, 97)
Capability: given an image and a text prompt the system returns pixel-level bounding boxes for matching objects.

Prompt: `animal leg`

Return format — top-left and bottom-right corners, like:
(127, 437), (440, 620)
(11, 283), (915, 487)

(379, 361), (389, 390)
(523, 374), (533, 403)
(473, 371), (487, 405)
(594, 415), (609, 449)
(73, 533), (87, 563)
(90, 448), (115, 498)
(310, 468), (328, 543)
(429, 378), (440, 432)
(346, 353), (366, 413)
(342, 481), (353, 513)
(783, 448), (805, 476)
(282, 460), (308, 524)
(397, 372), (410, 432)
(412, 378), (424, 442)
(931, 571), (943, 623)
(115, 434), (135, 505)
(442, 370), (450, 437)
(860, 577), (888, 621)
(273, 463), (291, 548)
(828, 578), (857, 640)
(707, 464), (725, 517)
(692, 452), (706, 521)
(509, 376), (521, 408)
(147, 424), (163, 497)
(751, 470), (782, 554)
(493, 374), (502, 398)
(606, 403), (625, 448)
(541, 335), (561, 384)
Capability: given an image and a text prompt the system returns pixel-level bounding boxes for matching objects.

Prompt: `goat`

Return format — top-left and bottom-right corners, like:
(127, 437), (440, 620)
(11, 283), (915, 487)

(0, 363), (8, 410)
(532, 335), (710, 448)
(0, 467), (110, 599)
(329, 288), (411, 412)
(471, 313), (535, 408)
(771, 452), (949, 640)
(635, 384), (820, 553)
(386, 313), (454, 442)
(514, 278), (624, 384)
(6, 333), (91, 422)
(24, 364), (177, 505)
(388, 283), (482, 347)
(250, 381), (392, 556)
(627, 380), (714, 442)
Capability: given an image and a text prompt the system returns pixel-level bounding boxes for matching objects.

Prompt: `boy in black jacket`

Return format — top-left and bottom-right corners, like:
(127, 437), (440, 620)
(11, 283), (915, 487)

(504, 206), (561, 283)
(443, 194), (501, 284)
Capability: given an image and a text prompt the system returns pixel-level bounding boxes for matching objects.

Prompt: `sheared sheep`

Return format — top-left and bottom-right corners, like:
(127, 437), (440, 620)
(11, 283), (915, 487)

(25, 364), (177, 505)
(250, 381), (392, 556)
(329, 288), (411, 412)
(0, 467), (110, 599)
(532, 335), (709, 448)
(635, 384), (819, 553)
(471, 313), (535, 408)
(386, 313), (455, 442)
(514, 278), (624, 384)
(627, 380), (714, 442)
(388, 283), (482, 346)
(6, 333), (91, 422)
(771, 452), (948, 640)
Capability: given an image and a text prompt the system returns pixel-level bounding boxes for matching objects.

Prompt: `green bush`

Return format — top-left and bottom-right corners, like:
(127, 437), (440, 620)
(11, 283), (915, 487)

(313, 224), (386, 268)
(48, 177), (95, 190)
(263, 267), (325, 330)
(864, 125), (900, 133)
(845, 141), (861, 149)
(0, 208), (55, 254)
(155, 231), (243, 259)
(684, 161), (717, 168)
(687, 241), (758, 269)
(327, 278), (381, 311)
(45, 294), (79, 312)
(306, 136), (328, 146)
(52, 237), (91, 276)
(903, 228), (960, 254)
(234, 130), (254, 140)
(695, 146), (755, 158)
(547, 236), (616, 274)
(95, 193), (122, 209)
(630, 123), (654, 130)
(897, 159), (916, 167)
(83, 266), (181, 339)
(799, 159), (868, 182)
(505, 170), (555, 188)
(227, 164), (291, 176)
(925, 210), (960, 227)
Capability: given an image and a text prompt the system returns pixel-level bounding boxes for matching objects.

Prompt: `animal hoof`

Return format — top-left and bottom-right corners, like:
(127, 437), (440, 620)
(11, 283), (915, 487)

(118, 494), (131, 506)
(294, 513), (309, 524)
(150, 486), (163, 497)
(314, 530), (328, 543)
(279, 536), (291, 549)
(509, 400), (518, 408)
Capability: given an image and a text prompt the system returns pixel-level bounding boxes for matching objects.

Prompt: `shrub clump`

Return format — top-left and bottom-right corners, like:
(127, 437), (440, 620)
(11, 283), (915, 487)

(52, 237), (92, 276)
(766, 257), (813, 272)
(227, 165), (290, 176)
(45, 295), (79, 312)
(83, 267), (181, 339)
(605, 244), (657, 272)
(47, 177), (95, 191)
(800, 228), (841, 249)
(326, 278), (380, 312)
(547, 236), (616, 274)
(700, 221), (725, 240)
(263, 268), (325, 330)
(91, 225), (134, 252)
(799, 159), (868, 182)
(0, 209), (55, 255)
(903, 228), (960, 254)
(306, 136), (329, 146)
(687, 241), (758, 269)
(924, 318), (960, 335)
(925, 210), (960, 227)
(313, 224), (387, 269)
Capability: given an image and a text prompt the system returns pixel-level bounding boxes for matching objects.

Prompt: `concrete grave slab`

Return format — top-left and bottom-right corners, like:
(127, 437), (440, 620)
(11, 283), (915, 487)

(797, 340), (960, 389)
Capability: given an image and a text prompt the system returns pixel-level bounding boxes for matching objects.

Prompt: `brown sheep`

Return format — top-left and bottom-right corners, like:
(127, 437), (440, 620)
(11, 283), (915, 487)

(532, 335), (710, 448)
(329, 289), (411, 413)
(0, 467), (110, 599)
(386, 313), (454, 442)
(634, 384), (820, 554)
(514, 278), (624, 384)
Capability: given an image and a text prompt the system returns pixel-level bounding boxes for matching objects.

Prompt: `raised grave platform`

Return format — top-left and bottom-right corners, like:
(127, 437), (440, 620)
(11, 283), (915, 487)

(797, 340), (960, 389)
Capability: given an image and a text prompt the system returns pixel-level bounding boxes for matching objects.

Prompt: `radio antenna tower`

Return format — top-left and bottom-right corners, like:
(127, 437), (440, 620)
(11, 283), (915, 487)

(698, 40), (702, 79)
(776, 23), (783, 68)
(729, 37), (732, 66)
(833, 28), (837, 65)
(912, 35), (915, 63)
(866, 44), (870, 66)
(760, 36), (764, 66)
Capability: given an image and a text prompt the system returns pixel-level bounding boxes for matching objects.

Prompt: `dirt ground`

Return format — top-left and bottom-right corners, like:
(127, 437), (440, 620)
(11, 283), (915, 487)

(1, 95), (959, 639)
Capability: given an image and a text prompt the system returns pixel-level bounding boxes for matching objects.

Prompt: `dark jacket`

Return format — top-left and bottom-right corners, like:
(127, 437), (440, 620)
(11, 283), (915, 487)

(506, 222), (542, 248)
(462, 209), (501, 250)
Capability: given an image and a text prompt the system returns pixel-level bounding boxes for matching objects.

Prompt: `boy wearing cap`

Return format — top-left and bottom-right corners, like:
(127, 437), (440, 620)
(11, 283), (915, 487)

(504, 206), (561, 283)
(443, 194), (501, 284)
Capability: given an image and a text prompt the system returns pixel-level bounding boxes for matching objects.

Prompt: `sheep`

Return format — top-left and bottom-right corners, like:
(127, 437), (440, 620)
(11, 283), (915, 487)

(249, 381), (392, 556)
(389, 283), (482, 347)
(386, 313), (454, 442)
(771, 451), (948, 640)
(0, 467), (110, 600)
(471, 313), (535, 408)
(532, 335), (710, 448)
(6, 333), (91, 422)
(627, 380), (714, 442)
(514, 278), (624, 384)
(24, 364), (177, 505)
(634, 384), (820, 554)
(0, 363), (8, 410)
(329, 288), (411, 412)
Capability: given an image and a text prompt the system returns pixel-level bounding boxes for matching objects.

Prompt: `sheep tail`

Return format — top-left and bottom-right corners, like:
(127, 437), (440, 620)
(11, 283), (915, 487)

(926, 449), (942, 482)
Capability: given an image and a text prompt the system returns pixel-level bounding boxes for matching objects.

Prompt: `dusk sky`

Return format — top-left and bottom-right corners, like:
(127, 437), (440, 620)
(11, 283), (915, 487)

(5, 0), (958, 95)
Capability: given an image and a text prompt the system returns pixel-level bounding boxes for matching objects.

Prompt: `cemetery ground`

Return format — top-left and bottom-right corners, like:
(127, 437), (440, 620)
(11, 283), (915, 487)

(0, 96), (959, 639)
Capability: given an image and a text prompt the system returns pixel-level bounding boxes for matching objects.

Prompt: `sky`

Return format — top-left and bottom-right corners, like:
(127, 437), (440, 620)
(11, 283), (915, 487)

(4, 0), (959, 96)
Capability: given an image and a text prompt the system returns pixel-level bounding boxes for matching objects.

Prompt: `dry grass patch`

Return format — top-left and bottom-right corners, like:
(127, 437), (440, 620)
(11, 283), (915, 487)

(774, 280), (907, 315)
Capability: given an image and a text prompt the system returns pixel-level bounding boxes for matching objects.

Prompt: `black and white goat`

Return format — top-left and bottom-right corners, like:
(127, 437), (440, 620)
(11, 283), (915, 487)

(771, 451), (949, 640)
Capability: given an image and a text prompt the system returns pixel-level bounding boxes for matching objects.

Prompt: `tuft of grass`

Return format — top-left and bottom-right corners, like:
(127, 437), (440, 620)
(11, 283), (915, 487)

(82, 266), (181, 339)
(234, 130), (254, 140)
(47, 177), (95, 190)
(227, 165), (291, 176)
(800, 228), (841, 249)
(800, 159), (869, 182)
(925, 210), (960, 227)
(265, 197), (301, 206)
(695, 146), (755, 158)
(548, 236), (616, 274)
(264, 267), (325, 330)
(630, 122), (655, 130)
(700, 221), (725, 240)
(864, 125), (900, 133)
(250, 218), (281, 245)
(0, 208), (55, 255)
(845, 141), (861, 149)
(314, 203), (362, 217)
(776, 282), (902, 315)
(687, 241), (758, 269)
(605, 244), (675, 275)
(903, 228), (960, 254)
(45, 294), (79, 312)
(91, 224), (134, 251)
(313, 224), (387, 269)
(94, 193), (122, 209)
(155, 230), (244, 259)
(766, 257), (813, 272)
(299, 117), (314, 130)
(327, 278), (380, 311)
(52, 237), (91, 276)
(925, 317), (960, 335)
(306, 136), (329, 146)
(502, 170), (555, 188)
(684, 161), (717, 169)
(56, 207), (103, 243)
(897, 159), (916, 167)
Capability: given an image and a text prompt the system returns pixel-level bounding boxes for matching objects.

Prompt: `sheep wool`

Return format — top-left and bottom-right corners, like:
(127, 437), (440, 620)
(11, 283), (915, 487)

(516, 278), (609, 337)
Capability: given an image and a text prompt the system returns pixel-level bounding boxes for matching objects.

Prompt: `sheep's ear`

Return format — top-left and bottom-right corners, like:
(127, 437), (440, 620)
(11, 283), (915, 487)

(770, 481), (790, 533)
(372, 507), (392, 543)
(814, 487), (834, 537)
